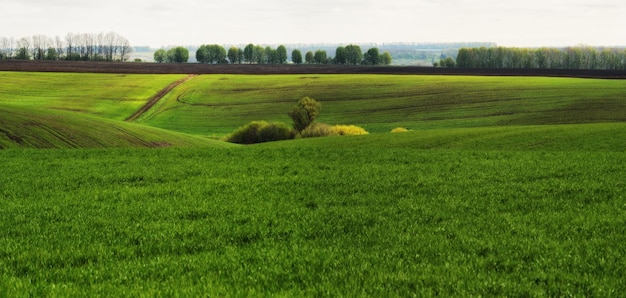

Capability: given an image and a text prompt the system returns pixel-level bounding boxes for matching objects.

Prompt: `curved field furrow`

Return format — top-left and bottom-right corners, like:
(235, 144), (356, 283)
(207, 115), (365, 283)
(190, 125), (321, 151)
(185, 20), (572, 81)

(125, 74), (197, 122)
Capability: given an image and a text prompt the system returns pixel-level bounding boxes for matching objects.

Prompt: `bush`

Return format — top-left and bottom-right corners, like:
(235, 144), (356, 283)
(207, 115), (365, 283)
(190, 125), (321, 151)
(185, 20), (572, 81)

(226, 121), (295, 144)
(330, 125), (369, 136)
(300, 123), (334, 138)
(289, 97), (321, 132)
(300, 123), (368, 138)
(391, 127), (409, 133)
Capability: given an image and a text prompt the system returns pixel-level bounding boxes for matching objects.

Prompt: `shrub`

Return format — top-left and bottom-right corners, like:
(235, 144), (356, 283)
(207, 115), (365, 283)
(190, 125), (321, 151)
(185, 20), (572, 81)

(257, 122), (297, 142)
(300, 123), (334, 138)
(391, 127), (409, 133)
(300, 123), (368, 138)
(226, 121), (295, 144)
(330, 125), (369, 136)
(288, 97), (321, 132)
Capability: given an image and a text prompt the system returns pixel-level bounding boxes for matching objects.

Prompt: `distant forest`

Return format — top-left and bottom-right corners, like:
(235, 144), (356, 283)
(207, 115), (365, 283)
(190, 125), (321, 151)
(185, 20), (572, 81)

(134, 42), (496, 66)
(0, 32), (133, 62)
(4, 34), (626, 71)
(452, 46), (626, 70)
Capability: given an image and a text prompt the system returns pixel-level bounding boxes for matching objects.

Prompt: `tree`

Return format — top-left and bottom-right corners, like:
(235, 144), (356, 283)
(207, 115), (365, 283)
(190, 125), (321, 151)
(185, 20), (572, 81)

(32, 35), (50, 60)
(314, 50), (327, 64)
(277, 45), (288, 64)
(154, 49), (167, 63)
(381, 52), (392, 65)
(264, 46), (274, 64)
(197, 44), (226, 64)
(292, 49), (302, 64)
(440, 57), (456, 67)
(345, 45), (363, 65)
(117, 36), (133, 62)
(363, 47), (380, 65)
(254, 45), (265, 64)
(244, 43), (255, 64)
(228, 47), (240, 64)
(16, 38), (31, 60)
(196, 45), (209, 63)
(16, 48), (29, 60)
(305, 51), (314, 64)
(288, 96), (322, 132)
(335, 46), (346, 64)
(167, 47), (189, 63)
(0, 37), (15, 59)
(45, 48), (59, 60)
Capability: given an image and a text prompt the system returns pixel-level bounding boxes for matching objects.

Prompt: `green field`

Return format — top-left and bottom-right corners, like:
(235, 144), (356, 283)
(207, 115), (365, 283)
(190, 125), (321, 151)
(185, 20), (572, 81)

(137, 74), (626, 136)
(1, 71), (625, 295)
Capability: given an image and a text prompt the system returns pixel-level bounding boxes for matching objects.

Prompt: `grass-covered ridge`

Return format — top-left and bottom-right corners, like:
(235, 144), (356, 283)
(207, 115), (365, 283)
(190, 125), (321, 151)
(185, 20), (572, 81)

(137, 74), (626, 136)
(261, 123), (626, 152)
(0, 72), (235, 148)
(0, 104), (235, 149)
(0, 72), (185, 120)
(1, 71), (626, 295)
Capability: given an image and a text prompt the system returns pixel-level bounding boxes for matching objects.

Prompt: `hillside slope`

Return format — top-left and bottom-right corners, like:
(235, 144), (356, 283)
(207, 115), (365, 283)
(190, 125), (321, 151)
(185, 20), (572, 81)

(138, 74), (626, 136)
(259, 123), (626, 152)
(0, 105), (235, 149)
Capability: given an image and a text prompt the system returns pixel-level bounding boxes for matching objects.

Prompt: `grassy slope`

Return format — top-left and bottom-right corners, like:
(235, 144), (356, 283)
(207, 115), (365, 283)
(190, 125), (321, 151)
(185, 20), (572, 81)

(0, 105), (236, 149)
(0, 72), (236, 148)
(0, 72), (185, 120)
(1, 72), (626, 295)
(261, 122), (626, 151)
(137, 74), (626, 136)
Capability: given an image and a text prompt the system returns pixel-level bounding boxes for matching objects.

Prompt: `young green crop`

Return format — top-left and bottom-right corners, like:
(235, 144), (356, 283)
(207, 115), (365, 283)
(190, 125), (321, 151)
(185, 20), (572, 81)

(0, 72), (185, 120)
(2, 72), (625, 140)
(0, 104), (234, 149)
(136, 74), (626, 137)
(1, 136), (625, 295)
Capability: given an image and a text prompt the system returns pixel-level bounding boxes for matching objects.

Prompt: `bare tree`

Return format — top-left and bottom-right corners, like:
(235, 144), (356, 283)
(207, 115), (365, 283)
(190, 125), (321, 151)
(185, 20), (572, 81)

(118, 36), (132, 61)
(65, 33), (78, 60)
(32, 34), (51, 60)
(104, 32), (117, 61)
(55, 36), (64, 59)
(0, 37), (10, 59)
(16, 37), (31, 59)
(2, 32), (131, 62)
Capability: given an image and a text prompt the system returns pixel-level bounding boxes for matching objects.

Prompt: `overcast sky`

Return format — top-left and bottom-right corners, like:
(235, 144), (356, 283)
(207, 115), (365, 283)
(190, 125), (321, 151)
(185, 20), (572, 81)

(1, 0), (624, 47)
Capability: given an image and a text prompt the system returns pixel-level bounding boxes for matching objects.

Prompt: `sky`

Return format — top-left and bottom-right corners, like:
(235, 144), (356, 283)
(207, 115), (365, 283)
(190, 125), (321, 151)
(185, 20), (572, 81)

(1, 0), (625, 48)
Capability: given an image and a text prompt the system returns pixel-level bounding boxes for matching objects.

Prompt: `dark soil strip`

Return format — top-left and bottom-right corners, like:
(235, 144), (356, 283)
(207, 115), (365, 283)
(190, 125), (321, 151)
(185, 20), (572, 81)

(2, 60), (626, 79)
(125, 74), (196, 122)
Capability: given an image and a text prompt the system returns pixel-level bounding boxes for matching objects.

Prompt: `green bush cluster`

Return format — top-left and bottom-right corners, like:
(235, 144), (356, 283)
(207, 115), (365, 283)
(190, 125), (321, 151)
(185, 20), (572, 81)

(225, 121), (295, 144)
(300, 123), (334, 138)
(227, 97), (367, 143)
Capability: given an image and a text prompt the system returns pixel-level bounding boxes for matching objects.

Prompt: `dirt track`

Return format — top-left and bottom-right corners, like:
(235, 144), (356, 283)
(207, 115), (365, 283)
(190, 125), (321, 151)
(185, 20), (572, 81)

(125, 74), (197, 122)
(1, 60), (626, 78)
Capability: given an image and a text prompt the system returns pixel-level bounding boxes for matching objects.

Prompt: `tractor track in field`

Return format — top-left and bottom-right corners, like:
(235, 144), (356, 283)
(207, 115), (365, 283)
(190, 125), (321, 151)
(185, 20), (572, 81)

(125, 74), (197, 122)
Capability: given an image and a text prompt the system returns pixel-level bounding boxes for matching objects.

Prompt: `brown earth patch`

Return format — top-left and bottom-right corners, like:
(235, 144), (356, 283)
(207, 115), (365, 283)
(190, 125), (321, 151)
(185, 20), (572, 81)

(1, 60), (626, 78)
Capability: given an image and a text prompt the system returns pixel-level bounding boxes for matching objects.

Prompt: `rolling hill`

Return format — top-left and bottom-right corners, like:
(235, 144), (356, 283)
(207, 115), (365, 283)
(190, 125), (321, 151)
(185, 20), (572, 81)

(1, 71), (625, 149)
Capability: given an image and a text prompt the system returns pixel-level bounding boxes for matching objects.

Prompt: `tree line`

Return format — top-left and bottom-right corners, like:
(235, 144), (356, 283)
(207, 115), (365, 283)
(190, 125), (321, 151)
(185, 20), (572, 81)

(0, 32), (133, 62)
(453, 46), (626, 70)
(154, 43), (392, 65)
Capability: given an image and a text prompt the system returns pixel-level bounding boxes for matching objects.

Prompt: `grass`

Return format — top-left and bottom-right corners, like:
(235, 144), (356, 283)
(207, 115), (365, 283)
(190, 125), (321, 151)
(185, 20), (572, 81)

(1, 71), (625, 295)
(0, 72), (185, 120)
(263, 123), (626, 152)
(0, 104), (235, 149)
(137, 74), (626, 136)
(1, 139), (625, 296)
